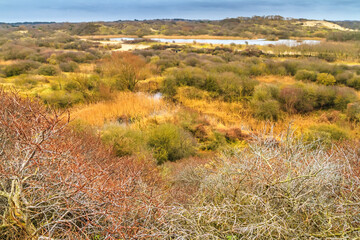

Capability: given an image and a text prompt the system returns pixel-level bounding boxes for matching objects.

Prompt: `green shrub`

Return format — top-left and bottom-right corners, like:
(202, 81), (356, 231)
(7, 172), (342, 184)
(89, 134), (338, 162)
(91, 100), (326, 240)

(346, 76), (360, 90)
(216, 73), (258, 102)
(179, 86), (208, 100)
(313, 85), (336, 109)
(316, 73), (336, 86)
(13, 76), (42, 89)
(38, 65), (58, 76)
(305, 124), (348, 145)
(161, 76), (177, 98)
(39, 89), (84, 108)
(347, 102), (360, 122)
(252, 84), (279, 102)
(295, 70), (317, 81)
(335, 71), (354, 84)
(147, 124), (197, 164)
(3, 61), (40, 77)
(252, 99), (281, 121)
(101, 126), (145, 157)
(202, 131), (227, 151)
(333, 87), (358, 110)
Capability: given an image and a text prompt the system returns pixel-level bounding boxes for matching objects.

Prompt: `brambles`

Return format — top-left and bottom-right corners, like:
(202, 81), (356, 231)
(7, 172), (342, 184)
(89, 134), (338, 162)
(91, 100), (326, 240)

(0, 90), (164, 239)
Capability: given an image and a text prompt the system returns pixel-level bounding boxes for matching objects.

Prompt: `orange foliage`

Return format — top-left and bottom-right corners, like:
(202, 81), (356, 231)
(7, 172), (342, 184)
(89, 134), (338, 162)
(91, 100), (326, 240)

(0, 90), (163, 239)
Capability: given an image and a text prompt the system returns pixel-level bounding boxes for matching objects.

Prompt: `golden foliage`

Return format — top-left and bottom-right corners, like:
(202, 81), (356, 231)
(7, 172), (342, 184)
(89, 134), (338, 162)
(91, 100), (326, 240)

(72, 92), (170, 126)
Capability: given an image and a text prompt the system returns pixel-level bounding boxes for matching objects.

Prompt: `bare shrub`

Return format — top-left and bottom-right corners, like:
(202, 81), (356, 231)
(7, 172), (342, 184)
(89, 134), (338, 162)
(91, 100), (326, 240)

(0, 90), (163, 239)
(158, 127), (360, 239)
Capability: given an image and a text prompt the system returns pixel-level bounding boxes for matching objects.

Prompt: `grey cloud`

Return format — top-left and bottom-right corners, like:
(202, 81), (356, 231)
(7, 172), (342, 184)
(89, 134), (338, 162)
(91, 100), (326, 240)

(0, 0), (359, 22)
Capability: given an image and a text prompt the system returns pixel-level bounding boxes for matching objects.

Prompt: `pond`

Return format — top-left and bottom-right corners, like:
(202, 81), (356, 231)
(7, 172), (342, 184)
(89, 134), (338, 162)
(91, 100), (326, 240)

(110, 37), (320, 46)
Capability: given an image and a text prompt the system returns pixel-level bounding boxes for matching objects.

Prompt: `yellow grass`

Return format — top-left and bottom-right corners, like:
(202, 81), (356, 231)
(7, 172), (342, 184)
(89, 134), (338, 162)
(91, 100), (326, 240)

(255, 75), (296, 85)
(81, 34), (261, 40)
(0, 60), (16, 66)
(78, 64), (96, 73)
(72, 92), (171, 126)
(175, 87), (345, 136)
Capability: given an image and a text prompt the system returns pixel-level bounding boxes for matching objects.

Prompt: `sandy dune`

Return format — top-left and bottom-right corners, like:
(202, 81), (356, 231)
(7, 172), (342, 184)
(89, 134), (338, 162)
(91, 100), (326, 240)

(301, 20), (354, 31)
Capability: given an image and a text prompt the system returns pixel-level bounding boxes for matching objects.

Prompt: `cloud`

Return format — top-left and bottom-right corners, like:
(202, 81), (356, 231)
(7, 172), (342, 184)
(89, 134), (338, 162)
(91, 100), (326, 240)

(0, 0), (359, 22)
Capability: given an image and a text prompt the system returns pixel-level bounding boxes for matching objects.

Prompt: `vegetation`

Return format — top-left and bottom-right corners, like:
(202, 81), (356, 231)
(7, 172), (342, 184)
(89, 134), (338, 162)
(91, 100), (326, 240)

(1, 17), (360, 238)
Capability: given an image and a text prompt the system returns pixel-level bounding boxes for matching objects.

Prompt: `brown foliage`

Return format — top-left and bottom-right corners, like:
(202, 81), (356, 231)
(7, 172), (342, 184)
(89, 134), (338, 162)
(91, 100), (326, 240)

(0, 90), (163, 239)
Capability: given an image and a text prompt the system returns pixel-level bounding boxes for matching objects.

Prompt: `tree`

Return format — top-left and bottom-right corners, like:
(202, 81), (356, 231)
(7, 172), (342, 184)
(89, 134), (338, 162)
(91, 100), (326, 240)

(99, 52), (149, 91)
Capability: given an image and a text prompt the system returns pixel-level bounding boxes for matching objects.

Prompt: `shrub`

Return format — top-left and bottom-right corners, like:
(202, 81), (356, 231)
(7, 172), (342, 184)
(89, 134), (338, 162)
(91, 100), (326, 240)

(3, 61), (40, 77)
(98, 52), (148, 91)
(347, 102), (360, 122)
(316, 73), (336, 86)
(55, 51), (96, 63)
(101, 126), (145, 157)
(333, 86), (358, 110)
(216, 72), (258, 102)
(13, 76), (41, 89)
(59, 61), (79, 72)
(279, 85), (314, 113)
(178, 86), (208, 100)
(252, 84), (279, 102)
(313, 85), (336, 109)
(170, 67), (207, 88)
(295, 69), (317, 81)
(252, 99), (281, 121)
(335, 71), (354, 84)
(346, 75), (360, 90)
(38, 64), (58, 76)
(159, 132), (360, 238)
(305, 124), (349, 145)
(161, 76), (178, 98)
(147, 124), (197, 164)
(39, 89), (84, 107)
(0, 90), (162, 239)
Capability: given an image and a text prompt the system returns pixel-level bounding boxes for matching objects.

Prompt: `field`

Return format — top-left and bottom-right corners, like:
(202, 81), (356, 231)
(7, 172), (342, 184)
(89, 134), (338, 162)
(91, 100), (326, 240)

(1, 17), (360, 239)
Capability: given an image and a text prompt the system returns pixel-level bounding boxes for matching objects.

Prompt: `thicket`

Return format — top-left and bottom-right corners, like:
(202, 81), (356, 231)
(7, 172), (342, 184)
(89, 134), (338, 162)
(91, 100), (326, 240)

(155, 52), (359, 120)
(159, 131), (360, 239)
(0, 90), (164, 239)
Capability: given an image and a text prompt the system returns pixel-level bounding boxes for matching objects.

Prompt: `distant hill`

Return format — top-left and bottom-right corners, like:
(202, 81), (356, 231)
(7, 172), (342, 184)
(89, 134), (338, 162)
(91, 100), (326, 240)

(332, 21), (360, 30)
(2, 16), (359, 40)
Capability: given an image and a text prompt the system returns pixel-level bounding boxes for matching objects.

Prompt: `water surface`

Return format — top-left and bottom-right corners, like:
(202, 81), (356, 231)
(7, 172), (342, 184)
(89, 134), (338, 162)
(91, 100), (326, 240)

(111, 37), (320, 46)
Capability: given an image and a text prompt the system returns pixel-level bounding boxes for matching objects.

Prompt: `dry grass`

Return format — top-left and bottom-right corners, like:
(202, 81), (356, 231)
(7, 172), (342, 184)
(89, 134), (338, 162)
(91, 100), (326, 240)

(175, 87), (350, 137)
(78, 63), (96, 73)
(255, 75), (296, 85)
(0, 60), (16, 66)
(72, 92), (172, 126)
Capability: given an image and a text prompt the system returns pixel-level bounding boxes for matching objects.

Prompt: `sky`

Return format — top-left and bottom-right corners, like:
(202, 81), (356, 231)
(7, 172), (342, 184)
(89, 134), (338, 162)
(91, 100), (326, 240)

(0, 0), (359, 23)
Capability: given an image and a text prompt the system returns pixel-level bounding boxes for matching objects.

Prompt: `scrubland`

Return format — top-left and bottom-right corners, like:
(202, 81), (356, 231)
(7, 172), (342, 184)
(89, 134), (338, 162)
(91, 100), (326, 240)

(1, 19), (360, 239)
